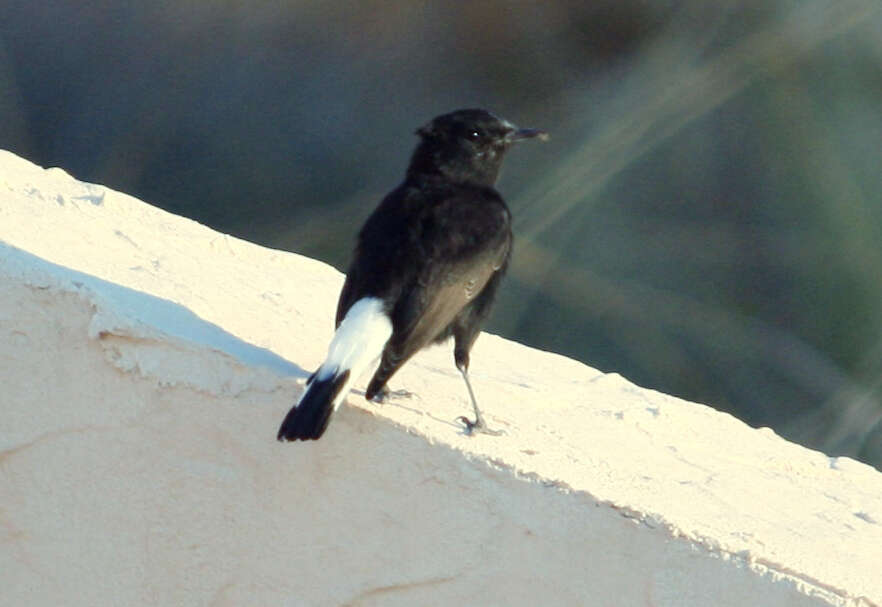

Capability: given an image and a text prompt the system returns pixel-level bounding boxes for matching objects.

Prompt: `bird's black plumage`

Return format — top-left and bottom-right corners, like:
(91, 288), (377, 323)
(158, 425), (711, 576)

(278, 108), (547, 441)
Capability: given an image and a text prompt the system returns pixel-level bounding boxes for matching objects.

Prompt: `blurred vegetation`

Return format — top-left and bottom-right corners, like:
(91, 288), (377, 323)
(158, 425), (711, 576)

(2, 0), (881, 467)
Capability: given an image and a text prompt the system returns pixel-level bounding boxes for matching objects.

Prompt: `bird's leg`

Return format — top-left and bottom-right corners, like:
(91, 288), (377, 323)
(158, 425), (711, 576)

(370, 385), (414, 404)
(456, 362), (503, 436)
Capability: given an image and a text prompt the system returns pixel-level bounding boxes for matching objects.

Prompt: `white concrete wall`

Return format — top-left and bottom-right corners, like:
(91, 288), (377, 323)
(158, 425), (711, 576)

(1, 150), (880, 606)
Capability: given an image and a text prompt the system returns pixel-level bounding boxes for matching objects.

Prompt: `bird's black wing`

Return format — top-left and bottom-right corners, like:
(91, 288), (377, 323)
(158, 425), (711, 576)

(364, 187), (511, 398)
(395, 209), (509, 350)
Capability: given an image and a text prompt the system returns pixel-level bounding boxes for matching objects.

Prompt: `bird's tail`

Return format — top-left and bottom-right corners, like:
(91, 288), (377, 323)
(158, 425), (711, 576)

(277, 297), (392, 441)
(276, 370), (351, 440)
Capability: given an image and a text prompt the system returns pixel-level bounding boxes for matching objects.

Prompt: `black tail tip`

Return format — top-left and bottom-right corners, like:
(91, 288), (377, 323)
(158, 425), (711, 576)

(277, 419), (321, 442)
(276, 370), (350, 442)
(276, 405), (327, 441)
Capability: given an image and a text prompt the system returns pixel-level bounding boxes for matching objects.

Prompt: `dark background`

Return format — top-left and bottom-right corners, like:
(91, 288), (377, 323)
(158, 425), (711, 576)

(2, 1), (881, 467)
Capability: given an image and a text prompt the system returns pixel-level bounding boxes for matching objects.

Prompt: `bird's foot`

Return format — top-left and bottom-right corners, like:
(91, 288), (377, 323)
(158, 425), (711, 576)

(457, 415), (505, 436)
(371, 387), (414, 404)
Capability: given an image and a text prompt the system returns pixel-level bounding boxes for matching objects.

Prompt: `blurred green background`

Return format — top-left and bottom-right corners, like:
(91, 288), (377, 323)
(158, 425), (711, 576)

(2, 1), (881, 467)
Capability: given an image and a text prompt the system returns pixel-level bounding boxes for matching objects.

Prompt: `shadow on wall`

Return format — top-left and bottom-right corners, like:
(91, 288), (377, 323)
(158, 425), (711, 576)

(0, 242), (307, 381)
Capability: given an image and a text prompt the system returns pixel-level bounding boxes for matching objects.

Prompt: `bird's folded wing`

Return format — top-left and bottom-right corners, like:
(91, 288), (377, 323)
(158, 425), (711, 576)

(390, 206), (510, 353)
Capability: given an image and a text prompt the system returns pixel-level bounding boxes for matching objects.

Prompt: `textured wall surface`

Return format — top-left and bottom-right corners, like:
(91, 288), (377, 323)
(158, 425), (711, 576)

(1, 150), (880, 606)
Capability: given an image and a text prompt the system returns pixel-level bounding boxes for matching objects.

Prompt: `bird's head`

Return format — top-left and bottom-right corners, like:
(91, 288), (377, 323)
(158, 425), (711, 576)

(408, 108), (548, 186)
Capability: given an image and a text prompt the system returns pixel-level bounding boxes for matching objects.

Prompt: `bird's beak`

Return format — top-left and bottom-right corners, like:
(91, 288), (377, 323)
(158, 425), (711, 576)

(505, 127), (550, 143)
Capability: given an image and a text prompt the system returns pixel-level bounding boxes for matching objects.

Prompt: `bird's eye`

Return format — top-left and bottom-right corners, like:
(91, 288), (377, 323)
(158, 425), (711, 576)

(468, 130), (481, 140)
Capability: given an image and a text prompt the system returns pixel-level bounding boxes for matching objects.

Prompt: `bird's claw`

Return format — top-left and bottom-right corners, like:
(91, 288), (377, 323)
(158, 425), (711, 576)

(371, 388), (414, 404)
(457, 415), (505, 436)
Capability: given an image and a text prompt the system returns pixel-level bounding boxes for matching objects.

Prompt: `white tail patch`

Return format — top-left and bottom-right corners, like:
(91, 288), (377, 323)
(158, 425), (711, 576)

(313, 297), (392, 411)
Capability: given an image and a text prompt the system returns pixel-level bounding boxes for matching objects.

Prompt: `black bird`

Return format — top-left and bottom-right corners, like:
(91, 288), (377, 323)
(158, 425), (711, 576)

(277, 108), (547, 441)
